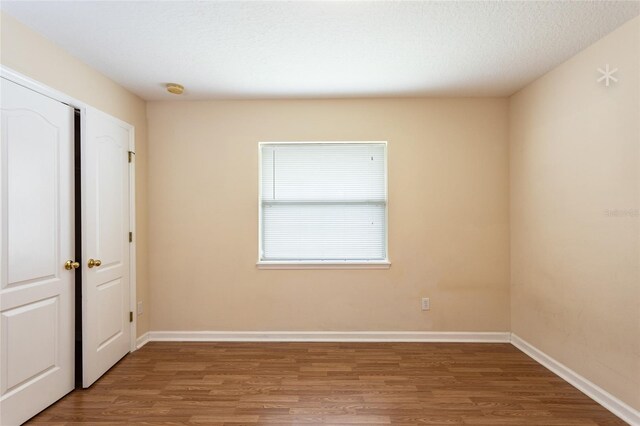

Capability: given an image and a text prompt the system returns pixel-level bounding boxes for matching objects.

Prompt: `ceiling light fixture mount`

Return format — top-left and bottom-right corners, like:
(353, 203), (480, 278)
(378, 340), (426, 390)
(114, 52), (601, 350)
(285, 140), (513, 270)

(166, 83), (184, 95)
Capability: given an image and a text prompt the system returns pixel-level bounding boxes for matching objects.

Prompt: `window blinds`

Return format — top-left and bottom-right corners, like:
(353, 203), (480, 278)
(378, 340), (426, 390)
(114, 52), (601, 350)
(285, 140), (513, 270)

(260, 143), (387, 261)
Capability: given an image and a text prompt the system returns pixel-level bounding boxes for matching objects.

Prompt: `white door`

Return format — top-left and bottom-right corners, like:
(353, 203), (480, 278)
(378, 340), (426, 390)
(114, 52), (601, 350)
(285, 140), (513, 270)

(0, 79), (75, 425)
(82, 108), (131, 387)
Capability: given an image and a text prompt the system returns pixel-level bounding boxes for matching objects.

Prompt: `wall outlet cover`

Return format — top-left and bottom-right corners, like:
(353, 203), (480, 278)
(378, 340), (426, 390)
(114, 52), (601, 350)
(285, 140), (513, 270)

(421, 297), (430, 311)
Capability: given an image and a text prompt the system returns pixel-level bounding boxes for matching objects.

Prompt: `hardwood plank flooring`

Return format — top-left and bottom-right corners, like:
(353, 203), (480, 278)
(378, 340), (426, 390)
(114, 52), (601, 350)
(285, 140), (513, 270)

(27, 342), (625, 425)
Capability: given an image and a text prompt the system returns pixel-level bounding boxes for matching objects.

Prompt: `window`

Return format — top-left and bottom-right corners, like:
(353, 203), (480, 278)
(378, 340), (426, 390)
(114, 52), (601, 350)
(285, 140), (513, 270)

(258, 142), (389, 268)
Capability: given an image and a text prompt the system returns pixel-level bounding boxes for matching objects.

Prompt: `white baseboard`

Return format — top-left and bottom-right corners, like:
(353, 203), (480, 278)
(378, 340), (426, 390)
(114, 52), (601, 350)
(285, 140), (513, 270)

(146, 330), (511, 343)
(135, 332), (150, 349)
(511, 333), (639, 426)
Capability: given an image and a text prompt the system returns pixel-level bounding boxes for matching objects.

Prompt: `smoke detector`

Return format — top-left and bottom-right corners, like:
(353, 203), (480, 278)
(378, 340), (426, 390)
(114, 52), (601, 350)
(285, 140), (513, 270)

(166, 83), (184, 95)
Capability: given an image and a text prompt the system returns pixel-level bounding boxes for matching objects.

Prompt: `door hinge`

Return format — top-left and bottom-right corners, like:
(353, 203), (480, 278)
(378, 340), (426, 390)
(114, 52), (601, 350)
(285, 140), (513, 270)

(129, 311), (133, 323)
(128, 151), (135, 163)
(129, 231), (133, 243)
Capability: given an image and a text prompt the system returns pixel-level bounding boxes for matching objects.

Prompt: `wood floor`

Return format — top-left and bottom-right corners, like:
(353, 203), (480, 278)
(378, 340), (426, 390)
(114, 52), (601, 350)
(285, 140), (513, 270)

(28, 342), (625, 425)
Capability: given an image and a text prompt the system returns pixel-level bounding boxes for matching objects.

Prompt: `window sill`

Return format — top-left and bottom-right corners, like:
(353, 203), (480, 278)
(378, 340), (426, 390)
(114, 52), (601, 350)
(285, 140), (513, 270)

(256, 261), (391, 270)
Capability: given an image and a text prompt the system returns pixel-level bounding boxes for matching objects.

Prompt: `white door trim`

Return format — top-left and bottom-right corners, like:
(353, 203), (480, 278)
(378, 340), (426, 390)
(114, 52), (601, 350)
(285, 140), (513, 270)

(0, 65), (138, 354)
(128, 131), (136, 352)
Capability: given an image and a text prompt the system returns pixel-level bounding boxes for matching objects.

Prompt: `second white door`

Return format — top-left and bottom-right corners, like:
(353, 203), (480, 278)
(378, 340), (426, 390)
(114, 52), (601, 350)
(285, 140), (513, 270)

(82, 107), (132, 387)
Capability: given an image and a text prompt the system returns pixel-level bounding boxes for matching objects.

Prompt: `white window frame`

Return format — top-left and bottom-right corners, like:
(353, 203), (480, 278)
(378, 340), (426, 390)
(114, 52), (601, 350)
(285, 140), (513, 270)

(257, 141), (390, 270)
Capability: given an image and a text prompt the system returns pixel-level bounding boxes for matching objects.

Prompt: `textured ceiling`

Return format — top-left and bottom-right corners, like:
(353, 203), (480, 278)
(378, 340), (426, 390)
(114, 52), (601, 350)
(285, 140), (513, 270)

(2, 1), (639, 100)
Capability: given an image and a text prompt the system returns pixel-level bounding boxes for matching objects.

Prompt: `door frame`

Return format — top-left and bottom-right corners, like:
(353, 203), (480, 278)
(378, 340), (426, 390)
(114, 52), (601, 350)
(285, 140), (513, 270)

(0, 65), (138, 353)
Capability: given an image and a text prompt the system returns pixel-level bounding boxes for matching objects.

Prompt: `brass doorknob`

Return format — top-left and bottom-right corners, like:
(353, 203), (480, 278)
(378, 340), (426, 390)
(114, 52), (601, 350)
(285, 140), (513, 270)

(64, 260), (80, 270)
(88, 259), (102, 268)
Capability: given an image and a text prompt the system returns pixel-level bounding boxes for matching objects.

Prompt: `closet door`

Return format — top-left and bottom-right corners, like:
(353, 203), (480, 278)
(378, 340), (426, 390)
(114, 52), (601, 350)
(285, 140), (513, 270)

(82, 107), (131, 387)
(0, 78), (75, 425)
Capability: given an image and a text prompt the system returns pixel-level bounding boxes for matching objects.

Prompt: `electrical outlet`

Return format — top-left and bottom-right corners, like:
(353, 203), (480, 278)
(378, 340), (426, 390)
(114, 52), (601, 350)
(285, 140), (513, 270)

(421, 297), (430, 311)
(137, 301), (144, 316)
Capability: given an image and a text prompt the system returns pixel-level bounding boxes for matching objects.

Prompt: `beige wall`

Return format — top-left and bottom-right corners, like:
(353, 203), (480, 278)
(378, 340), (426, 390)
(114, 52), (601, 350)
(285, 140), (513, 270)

(0, 13), (150, 337)
(147, 98), (510, 332)
(509, 16), (640, 410)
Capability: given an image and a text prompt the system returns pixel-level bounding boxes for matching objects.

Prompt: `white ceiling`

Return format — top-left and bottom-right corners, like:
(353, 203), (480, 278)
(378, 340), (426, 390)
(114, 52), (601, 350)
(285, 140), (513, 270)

(2, 1), (639, 100)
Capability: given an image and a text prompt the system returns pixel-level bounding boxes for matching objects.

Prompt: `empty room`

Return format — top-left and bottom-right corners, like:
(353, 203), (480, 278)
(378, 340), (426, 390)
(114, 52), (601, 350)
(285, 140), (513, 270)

(0, 1), (638, 425)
